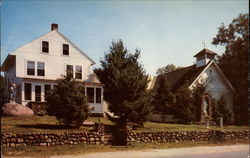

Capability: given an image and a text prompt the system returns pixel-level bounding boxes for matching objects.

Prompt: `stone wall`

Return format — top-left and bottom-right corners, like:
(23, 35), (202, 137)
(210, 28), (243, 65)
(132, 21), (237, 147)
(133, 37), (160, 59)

(126, 126), (249, 144)
(2, 132), (104, 147)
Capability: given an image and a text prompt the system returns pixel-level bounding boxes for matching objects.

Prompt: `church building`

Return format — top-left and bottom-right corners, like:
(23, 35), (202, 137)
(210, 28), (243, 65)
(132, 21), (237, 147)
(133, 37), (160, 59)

(149, 48), (235, 122)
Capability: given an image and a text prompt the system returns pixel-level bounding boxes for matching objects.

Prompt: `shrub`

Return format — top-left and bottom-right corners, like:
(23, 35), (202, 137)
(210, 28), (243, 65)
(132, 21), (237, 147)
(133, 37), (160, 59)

(213, 96), (234, 125)
(46, 75), (90, 126)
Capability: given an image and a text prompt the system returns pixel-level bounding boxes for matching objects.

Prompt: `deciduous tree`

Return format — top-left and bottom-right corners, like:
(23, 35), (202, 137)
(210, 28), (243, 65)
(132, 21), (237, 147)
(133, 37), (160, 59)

(156, 64), (181, 75)
(212, 13), (249, 125)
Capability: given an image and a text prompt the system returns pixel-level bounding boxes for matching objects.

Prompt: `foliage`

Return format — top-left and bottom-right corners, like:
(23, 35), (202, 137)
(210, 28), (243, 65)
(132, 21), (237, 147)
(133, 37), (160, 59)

(94, 39), (153, 126)
(0, 75), (7, 115)
(153, 77), (174, 122)
(212, 13), (249, 125)
(174, 87), (196, 124)
(156, 64), (182, 75)
(45, 75), (90, 126)
(213, 96), (234, 125)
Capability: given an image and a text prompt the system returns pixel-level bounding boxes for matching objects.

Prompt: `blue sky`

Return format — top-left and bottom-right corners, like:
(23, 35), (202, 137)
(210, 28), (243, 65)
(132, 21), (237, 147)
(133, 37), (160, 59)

(1, 0), (248, 75)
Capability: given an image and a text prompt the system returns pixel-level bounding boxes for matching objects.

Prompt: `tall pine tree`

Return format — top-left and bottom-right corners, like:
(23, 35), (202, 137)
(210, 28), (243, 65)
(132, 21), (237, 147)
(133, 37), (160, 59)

(174, 87), (196, 124)
(153, 77), (174, 122)
(94, 40), (153, 126)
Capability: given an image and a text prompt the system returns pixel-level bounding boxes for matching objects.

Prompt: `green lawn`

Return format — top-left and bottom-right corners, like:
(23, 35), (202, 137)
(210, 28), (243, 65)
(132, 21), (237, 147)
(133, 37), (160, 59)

(2, 116), (248, 157)
(1, 116), (108, 134)
(1, 116), (248, 134)
(134, 121), (248, 132)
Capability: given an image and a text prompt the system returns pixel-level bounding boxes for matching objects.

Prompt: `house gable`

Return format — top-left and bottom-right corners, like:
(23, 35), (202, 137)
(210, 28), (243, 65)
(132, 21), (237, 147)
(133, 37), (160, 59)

(10, 30), (95, 64)
(2, 27), (95, 81)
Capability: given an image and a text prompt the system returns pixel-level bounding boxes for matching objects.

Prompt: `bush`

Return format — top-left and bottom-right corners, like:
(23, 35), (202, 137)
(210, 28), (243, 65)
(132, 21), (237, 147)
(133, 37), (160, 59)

(46, 75), (90, 126)
(213, 96), (234, 125)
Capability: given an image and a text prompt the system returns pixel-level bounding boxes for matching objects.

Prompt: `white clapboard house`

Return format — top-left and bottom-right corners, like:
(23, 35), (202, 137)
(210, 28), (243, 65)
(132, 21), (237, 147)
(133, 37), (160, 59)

(148, 48), (235, 122)
(1, 24), (107, 115)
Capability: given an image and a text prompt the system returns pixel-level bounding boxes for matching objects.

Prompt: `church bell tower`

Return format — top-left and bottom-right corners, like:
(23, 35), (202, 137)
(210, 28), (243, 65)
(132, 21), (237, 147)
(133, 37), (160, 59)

(194, 48), (217, 67)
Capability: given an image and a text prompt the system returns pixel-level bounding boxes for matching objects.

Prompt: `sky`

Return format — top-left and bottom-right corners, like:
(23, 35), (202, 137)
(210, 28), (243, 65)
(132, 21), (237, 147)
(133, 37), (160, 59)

(1, 0), (248, 75)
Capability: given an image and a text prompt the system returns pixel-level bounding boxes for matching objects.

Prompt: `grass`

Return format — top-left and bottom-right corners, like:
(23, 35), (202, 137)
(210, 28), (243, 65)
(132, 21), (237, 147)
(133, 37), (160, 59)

(2, 116), (248, 157)
(2, 116), (248, 134)
(134, 121), (249, 132)
(88, 116), (114, 125)
(1, 116), (110, 134)
(2, 140), (248, 157)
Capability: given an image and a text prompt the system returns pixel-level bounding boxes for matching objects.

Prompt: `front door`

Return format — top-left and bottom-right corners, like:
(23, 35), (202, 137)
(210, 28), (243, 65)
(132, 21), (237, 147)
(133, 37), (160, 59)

(35, 85), (41, 101)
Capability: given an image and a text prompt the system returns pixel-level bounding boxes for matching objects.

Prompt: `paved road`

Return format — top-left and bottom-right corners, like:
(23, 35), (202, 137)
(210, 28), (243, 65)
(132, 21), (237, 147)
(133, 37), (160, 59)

(51, 144), (249, 158)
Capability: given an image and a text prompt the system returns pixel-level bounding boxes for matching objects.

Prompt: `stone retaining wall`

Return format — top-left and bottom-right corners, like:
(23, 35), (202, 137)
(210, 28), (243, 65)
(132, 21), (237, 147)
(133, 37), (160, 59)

(2, 123), (248, 147)
(2, 131), (104, 147)
(126, 126), (249, 144)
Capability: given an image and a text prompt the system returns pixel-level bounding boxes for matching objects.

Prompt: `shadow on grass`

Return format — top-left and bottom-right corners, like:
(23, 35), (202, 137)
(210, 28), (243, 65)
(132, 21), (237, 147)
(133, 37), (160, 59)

(17, 124), (80, 130)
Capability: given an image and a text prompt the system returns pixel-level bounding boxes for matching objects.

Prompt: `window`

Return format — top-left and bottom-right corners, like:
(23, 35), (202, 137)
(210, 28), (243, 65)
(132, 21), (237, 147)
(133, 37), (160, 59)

(42, 41), (49, 53)
(44, 84), (51, 100)
(35, 85), (41, 101)
(196, 55), (205, 61)
(24, 83), (31, 100)
(66, 65), (73, 78)
(37, 62), (45, 76)
(87, 87), (94, 103)
(75, 66), (82, 79)
(96, 88), (101, 103)
(63, 44), (69, 55)
(27, 61), (35, 75)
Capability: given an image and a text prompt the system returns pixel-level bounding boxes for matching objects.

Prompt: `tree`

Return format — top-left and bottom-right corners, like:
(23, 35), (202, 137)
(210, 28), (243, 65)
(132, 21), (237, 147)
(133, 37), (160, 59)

(153, 77), (174, 122)
(213, 96), (234, 125)
(212, 13), (249, 125)
(156, 64), (181, 75)
(94, 40), (153, 126)
(46, 74), (90, 126)
(174, 87), (196, 124)
(0, 75), (7, 115)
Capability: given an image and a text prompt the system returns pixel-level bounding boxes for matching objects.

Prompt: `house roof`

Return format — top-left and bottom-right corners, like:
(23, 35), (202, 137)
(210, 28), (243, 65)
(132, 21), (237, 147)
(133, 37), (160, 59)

(56, 30), (95, 65)
(194, 48), (217, 57)
(1, 28), (96, 71)
(154, 64), (206, 92)
(1, 54), (15, 72)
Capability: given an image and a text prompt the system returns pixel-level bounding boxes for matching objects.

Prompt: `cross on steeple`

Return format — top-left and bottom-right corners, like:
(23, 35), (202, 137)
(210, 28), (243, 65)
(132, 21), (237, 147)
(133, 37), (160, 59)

(202, 41), (206, 49)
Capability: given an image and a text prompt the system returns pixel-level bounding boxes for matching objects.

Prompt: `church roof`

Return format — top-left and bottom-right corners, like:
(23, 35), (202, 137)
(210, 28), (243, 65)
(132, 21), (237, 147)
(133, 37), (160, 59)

(154, 64), (207, 93)
(194, 48), (217, 57)
(154, 60), (235, 93)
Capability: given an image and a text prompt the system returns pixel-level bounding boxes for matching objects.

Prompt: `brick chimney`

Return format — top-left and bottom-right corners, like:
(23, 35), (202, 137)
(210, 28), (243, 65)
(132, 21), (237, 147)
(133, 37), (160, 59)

(51, 23), (58, 31)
